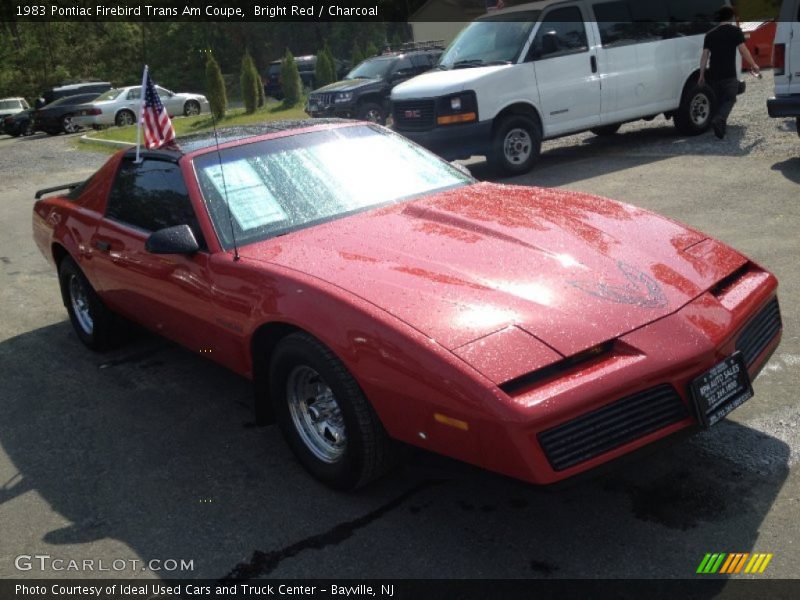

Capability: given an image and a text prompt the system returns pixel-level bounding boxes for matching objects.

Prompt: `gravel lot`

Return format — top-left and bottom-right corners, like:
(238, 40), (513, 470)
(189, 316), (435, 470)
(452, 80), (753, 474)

(0, 70), (798, 585)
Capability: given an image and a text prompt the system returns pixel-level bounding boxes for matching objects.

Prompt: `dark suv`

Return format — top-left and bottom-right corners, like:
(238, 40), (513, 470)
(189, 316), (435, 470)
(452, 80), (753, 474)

(264, 55), (349, 99)
(305, 45), (443, 124)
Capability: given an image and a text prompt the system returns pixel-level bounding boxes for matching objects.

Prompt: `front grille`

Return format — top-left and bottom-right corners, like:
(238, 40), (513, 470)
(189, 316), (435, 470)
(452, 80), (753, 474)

(736, 298), (781, 366)
(309, 93), (334, 107)
(392, 100), (435, 131)
(538, 384), (688, 471)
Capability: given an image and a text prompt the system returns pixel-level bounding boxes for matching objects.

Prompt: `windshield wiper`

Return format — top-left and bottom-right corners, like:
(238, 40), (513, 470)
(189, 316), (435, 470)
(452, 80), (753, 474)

(451, 59), (511, 69)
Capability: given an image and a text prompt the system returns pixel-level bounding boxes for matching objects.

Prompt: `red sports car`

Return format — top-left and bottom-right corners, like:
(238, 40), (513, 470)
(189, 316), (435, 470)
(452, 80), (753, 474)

(32, 121), (782, 489)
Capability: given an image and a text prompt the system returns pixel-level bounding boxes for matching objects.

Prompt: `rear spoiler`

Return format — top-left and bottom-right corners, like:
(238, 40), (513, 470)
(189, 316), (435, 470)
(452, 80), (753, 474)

(34, 181), (84, 199)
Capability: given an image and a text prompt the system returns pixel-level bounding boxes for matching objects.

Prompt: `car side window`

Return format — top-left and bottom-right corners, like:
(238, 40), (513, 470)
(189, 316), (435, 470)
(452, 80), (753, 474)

(106, 159), (206, 249)
(126, 89), (141, 101)
(410, 54), (433, 69)
(528, 6), (589, 61)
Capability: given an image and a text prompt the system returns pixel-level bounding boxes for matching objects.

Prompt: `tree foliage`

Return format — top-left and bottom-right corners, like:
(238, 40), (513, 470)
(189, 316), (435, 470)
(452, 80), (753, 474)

(314, 44), (336, 88)
(240, 51), (260, 114)
(281, 49), (301, 107)
(204, 52), (227, 121)
(351, 43), (365, 71)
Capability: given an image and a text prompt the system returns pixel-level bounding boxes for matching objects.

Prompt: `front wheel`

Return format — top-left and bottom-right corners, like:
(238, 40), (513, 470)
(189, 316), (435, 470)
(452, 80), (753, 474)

(357, 102), (385, 124)
(674, 83), (714, 135)
(269, 332), (395, 489)
(489, 115), (542, 175)
(58, 257), (124, 351)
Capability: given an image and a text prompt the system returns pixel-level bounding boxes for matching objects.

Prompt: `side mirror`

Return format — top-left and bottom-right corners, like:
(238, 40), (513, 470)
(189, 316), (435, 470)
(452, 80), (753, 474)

(145, 224), (199, 254)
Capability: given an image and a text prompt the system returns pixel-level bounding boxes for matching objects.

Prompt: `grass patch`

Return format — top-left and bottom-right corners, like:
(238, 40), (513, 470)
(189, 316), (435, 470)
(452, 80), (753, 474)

(82, 102), (309, 146)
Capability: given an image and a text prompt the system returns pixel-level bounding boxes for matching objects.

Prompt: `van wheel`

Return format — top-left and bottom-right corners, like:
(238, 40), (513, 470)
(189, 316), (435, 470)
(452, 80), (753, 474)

(674, 83), (714, 135)
(590, 124), (621, 136)
(490, 115), (542, 175)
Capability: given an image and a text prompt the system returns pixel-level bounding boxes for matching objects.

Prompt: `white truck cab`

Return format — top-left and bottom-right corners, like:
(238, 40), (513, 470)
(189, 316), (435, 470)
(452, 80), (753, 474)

(392, 0), (737, 174)
(767, 0), (800, 137)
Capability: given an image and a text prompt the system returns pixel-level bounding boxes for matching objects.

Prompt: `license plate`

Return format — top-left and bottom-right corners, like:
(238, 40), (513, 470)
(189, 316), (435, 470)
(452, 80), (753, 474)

(690, 352), (753, 428)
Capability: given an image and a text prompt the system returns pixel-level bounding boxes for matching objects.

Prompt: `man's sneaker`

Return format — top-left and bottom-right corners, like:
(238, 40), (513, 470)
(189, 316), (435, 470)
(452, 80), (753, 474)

(712, 119), (726, 139)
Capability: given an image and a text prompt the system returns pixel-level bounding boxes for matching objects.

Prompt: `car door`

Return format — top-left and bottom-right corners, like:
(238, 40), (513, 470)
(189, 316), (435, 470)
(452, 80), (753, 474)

(156, 86), (183, 115)
(89, 156), (235, 358)
(527, 4), (601, 136)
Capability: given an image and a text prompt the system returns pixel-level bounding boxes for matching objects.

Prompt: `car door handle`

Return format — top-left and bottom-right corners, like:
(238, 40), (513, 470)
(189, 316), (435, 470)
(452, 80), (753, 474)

(93, 240), (111, 252)
(590, 56), (598, 74)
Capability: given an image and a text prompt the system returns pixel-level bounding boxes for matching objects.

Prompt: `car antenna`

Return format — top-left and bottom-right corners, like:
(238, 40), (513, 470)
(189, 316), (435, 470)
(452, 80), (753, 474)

(209, 100), (240, 262)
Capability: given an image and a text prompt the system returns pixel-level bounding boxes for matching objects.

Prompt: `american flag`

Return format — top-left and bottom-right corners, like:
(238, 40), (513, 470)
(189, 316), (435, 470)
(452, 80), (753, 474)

(141, 68), (175, 149)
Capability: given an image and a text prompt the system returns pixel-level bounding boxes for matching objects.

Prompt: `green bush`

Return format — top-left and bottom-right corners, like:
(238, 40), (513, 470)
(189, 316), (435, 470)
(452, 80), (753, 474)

(315, 45), (336, 88)
(240, 51), (260, 114)
(281, 49), (302, 106)
(204, 52), (227, 121)
(351, 43), (365, 70)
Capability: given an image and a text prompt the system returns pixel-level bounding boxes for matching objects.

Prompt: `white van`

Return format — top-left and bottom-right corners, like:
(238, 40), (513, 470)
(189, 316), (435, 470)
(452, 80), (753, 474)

(767, 0), (800, 137)
(391, 0), (739, 173)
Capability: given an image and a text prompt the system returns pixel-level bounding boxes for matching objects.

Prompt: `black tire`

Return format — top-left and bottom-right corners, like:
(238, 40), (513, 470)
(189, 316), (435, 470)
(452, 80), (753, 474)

(269, 332), (395, 489)
(62, 115), (80, 134)
(489, 115), (542, 175)
(590, 124), (621, 136)
(10, 131), (21, 137)
(58, 257), (123, 351)
(184, 100), (201, 116)
(22, 121), (34, 136)
(674, 82), (714, 135)
(115, 109), (135, 127)
(357, 102), (385, 124)
(795, 117), (800, 137)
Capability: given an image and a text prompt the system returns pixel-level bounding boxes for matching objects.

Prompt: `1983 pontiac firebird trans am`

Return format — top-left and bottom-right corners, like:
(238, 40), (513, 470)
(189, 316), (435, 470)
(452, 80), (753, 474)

(33, 121), (782, 489)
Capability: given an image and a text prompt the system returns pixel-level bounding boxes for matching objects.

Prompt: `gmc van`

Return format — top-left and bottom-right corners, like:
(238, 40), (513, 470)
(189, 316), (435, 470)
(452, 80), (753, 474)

(391, 0), (738, 173)
(767, 0), (800, 137)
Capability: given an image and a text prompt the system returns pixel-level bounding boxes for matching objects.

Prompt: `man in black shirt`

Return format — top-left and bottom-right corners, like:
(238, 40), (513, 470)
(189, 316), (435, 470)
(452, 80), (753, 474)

(698, 6), (760, 139)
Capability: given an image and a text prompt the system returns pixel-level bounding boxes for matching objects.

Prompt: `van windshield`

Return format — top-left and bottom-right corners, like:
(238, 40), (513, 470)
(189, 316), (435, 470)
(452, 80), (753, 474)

(438, 11), (540, 69)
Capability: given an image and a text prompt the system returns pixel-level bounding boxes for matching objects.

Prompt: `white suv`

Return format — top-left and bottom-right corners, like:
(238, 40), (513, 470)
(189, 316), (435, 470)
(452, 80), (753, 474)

(767, 0), (800, 137)
(392, 0), (739, 174)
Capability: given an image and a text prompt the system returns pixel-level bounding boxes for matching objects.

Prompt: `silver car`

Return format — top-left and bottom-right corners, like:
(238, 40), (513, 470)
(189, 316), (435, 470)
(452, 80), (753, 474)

(72, 85), (210, 128)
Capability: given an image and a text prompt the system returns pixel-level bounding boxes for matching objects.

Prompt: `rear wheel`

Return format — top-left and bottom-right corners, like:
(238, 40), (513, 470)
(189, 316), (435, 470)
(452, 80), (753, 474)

(489, 115), (542, 175)
(58, 257), (124, 351)
(184, 100), (201, 116)
(674, 83), (714, 135)
(590, 124), (621, 136)
(115, 109), (135, 127)
(269, 332), (395, 489)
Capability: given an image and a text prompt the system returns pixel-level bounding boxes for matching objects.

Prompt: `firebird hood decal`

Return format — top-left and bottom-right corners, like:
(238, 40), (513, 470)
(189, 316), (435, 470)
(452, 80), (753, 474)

(568, 261), (669, 309)
(241, 183), (747, 357)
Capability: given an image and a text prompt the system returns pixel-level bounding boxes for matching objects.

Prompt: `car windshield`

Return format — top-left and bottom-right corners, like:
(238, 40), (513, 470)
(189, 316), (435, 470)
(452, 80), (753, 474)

(193, 124), (473, 249)
(94, 89), (124, 102)
(0, 100), (21, 109)
(438, 11), (541, 69)
(346, 58), (393, 80)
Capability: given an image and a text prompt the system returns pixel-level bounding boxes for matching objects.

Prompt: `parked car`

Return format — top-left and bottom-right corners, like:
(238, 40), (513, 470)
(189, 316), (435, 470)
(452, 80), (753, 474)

(3, 109), (34, 137)
(72, 85), (210, 128)
(37, 81), (112, 108)
(392, 0), (744, 174)
(33, 92), (103, 135)
(264, 55), (350, 99)
(32, 120), (781, 490)
(767, 0), (800, 137)
(0, 97), (30, 132)
(306, 45), (443, 124)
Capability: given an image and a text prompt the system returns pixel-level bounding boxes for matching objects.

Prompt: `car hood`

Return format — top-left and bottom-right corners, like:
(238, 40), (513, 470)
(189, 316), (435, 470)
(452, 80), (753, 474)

(240, 183), (746, 358)
(313, 78), (380, 93)
(392, 65), (510, 99)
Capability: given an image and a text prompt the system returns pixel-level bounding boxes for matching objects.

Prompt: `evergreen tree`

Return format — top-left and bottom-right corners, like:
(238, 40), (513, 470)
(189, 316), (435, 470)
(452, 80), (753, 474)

(204, 51), (227, 121)
(240, 50), (260, 114)
(364, 42), (379, 58)
(281, 49), (301, 106)
(351, 43), (365, 70)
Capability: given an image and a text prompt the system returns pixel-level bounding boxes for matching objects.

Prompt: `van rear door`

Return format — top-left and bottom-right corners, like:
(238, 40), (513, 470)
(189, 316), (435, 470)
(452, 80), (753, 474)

(527, 4), (601, 136)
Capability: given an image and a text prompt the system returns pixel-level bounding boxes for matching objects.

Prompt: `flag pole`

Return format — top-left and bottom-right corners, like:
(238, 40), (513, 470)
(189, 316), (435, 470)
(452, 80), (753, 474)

(134, 64), (148, 163)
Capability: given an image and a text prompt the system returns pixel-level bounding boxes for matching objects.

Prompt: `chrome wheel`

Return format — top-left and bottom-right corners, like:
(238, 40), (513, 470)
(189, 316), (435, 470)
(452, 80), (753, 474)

(286, 366), (346, 463)
(503, 127), (533, 166)
(690, 93), (711, 126)
(363, 108), (382, 123)
(68, 274), (93, 335)
(62, 116), (79, 134)
(116, 110), (135, 127)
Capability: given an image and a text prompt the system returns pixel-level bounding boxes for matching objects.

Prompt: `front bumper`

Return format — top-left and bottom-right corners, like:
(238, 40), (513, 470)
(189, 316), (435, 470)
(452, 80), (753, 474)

(393, 119), (492, 160)
(305, 100), (355, 119)
(472, 267), (781, 485)
(767, 95), (800, 119)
